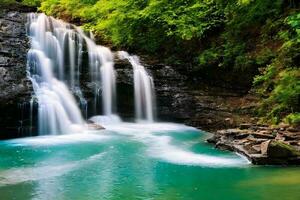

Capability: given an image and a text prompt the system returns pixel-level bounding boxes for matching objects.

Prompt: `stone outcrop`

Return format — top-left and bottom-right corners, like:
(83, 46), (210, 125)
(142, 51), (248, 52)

(207, 124), (300, 165)
(114, 56), (255, 130)
(87, 122), (105, 130)
(0, 7), (33, 139)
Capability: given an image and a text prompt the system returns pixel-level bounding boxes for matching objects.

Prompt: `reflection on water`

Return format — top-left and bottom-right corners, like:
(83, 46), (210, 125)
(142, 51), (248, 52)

(0, 123), (299, 200)
(239, 168), (300, 186)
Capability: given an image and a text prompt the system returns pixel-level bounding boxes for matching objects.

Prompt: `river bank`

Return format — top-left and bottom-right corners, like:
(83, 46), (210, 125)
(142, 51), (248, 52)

(207, 124), (300, 165)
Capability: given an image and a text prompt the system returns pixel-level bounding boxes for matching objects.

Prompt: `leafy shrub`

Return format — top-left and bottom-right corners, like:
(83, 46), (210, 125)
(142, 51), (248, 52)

(254, 11), (300, 124)
(285, 113), (300, 125)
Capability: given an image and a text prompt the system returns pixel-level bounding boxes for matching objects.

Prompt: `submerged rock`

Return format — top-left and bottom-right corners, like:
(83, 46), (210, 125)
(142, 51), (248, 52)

(87, 123), (105, 130)
(87, 120), (105, 130)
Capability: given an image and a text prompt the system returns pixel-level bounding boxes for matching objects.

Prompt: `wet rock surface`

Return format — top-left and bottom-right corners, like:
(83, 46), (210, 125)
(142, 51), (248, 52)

(114, 55), (256, 130)
(207, 124), (300, 165)
(87, 121), (105, 130)
(114, 56), (201, 123)
(0, 8), (32, 139)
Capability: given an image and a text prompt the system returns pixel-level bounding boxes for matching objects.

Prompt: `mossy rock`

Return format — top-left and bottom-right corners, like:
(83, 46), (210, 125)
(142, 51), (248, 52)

(267, 140), (300, 158)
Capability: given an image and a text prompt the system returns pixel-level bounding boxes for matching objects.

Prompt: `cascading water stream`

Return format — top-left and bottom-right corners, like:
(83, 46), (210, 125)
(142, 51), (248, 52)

(27, 13), (119, 135)
(27, 13), (158, 134)
(118, 51), (156, 122)
(27, 13), (87, 135)
(77, 28), (117, 116)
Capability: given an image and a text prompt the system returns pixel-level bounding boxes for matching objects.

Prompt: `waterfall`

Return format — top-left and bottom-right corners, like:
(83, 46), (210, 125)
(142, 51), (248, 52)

(77, 28), (117, 116)
(27, 13), (157, 135)
(26, 48), (84, 135)
(27, 14), (86, 135)
(118, 51), (156, 122)
(27, 13), (119, 134)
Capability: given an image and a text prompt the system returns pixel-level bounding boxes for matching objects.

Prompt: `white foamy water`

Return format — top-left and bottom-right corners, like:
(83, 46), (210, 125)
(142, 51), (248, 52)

(7, 133), (113, 147)
(145, 134), (249, 167)
(0, 152), (106, 186)
(27, 13), (86, 135)
(118, 51), (156, 122)
(90, 115), (122, 125)
(91, 121), (249, 167)
(27, 13), (119, 135)
(77, 28), (117, 116)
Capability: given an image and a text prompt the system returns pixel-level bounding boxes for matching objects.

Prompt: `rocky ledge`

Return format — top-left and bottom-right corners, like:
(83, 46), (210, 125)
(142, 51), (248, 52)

(207, 123), (300, 165)
(0, 6), (36, 139)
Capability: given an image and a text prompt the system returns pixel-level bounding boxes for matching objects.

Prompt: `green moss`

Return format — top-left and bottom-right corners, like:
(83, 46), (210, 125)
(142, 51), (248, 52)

(285, 113), (300, 126)
(269, 141), (300, 158)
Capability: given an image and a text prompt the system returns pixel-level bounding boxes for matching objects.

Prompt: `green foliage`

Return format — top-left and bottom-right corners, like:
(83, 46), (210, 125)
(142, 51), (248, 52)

(254, 11), (300, 125)
(197, 0), (286, 78)
(255, 48), (276, 66)
(198, 47), (221, 67)
(287, 12), (300, 37)
(225, 0), (284, 30)
(22, 0), (41, 7)
(285, 113), (300, 125)
(1, 0), (41, 7)
(39, 0), (224, 53)
(254, 64), (277, 91)
(263, 69), (300, 123)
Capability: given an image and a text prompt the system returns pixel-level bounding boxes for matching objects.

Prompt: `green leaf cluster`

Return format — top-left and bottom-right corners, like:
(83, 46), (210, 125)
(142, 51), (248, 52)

(1, 0), (40, 7)
(37, 0), (224, 54)
(254, 12), (300, 125)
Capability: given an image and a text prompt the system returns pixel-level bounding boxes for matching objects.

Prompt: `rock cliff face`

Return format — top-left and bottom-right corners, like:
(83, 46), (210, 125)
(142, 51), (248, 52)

(114, 57), (255, 130)
(0, 8), (32, 139)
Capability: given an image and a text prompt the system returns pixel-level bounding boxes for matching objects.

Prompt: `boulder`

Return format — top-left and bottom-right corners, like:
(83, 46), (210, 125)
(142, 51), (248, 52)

(216, 141), (233, 151)
(261, 140), (300, 158)
(261, 140), (271, 155)
(87, 123), (105, 130)
(207, 135), (217, 144)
